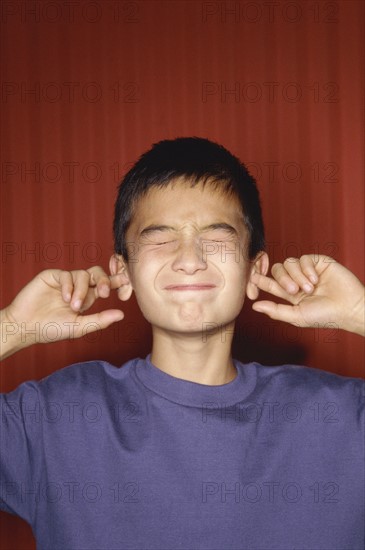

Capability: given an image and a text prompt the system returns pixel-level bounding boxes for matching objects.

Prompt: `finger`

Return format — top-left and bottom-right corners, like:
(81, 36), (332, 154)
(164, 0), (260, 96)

(87, 268), (130, 298)
(57, 271), (74, 303)
(69, 270), (95, 311)
(109, 272), (130, 289)
(250, 271), (294, 301)
(272, 258), (314, 294)
(299, 255), (318, 284)
(75, 309), (125, 335)
(87, 266), (112, 298)
(80, 272), (132, 313)
(252, 300), (304, 326)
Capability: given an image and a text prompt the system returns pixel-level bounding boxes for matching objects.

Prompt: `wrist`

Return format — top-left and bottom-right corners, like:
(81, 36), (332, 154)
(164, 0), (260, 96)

(0, 308), (29, 360)
(343, 297), (365, 337)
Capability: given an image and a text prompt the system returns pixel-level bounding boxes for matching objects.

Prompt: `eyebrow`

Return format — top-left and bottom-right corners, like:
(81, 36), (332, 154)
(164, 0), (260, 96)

(139, 223), (238, 238)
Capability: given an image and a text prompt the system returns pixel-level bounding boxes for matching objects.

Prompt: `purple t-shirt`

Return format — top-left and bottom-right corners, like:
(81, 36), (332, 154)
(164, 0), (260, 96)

(1, 356), (364, 549)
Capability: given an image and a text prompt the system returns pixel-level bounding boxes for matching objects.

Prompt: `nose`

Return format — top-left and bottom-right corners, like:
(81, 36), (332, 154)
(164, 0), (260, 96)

(171, 238), (207, 274)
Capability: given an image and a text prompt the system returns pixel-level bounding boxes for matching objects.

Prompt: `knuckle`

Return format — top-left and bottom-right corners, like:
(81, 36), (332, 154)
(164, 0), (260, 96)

(72, 269), (89, 276)
(87, 265), (103, 273)
(284, 257), (298, 265)
(267, 279), (275, 293)
(271, 262), (281, 273)
(321, 254), (335, 263)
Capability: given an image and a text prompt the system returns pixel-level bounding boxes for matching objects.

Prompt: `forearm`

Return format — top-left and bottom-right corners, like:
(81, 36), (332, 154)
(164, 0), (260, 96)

(342, 297), (365, 337)
(0, 309), (30, 360)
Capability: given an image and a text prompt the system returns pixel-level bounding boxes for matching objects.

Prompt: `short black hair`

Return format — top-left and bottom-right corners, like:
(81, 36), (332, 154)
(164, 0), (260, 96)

(113, 137), (265, 260)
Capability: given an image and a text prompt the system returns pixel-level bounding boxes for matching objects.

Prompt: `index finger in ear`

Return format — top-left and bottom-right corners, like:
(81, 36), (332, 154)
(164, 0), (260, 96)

(87, 266), (113, 298)
(250, 271), (293, 300)
(109, 272), (130, 289)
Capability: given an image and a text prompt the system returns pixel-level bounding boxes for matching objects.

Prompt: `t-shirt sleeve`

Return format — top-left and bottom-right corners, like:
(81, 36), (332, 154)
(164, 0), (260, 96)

(0, 380), (44, 525)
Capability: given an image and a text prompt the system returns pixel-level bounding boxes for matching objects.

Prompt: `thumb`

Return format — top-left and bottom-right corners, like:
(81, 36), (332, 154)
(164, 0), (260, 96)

(252, 300), (301, 325)
(75, 309), (125, 336)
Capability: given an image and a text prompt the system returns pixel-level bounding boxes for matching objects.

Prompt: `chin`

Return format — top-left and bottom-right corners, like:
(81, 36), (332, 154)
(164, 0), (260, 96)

(150, 315), (237, 339)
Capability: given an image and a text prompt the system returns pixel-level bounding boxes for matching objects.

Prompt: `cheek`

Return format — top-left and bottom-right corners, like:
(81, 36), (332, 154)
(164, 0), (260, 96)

(224, 262), (250, 297)
(128, 270), (157, 323)
(128, 258), (159, 296)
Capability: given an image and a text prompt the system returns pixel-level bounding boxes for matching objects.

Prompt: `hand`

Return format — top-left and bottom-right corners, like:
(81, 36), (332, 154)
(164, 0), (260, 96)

(251, 255), (365, 336)
(1, 267), (129, 358)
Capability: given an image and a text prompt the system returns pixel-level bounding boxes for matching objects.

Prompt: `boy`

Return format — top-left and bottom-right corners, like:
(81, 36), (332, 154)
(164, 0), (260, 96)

(1, 138), (364, 549)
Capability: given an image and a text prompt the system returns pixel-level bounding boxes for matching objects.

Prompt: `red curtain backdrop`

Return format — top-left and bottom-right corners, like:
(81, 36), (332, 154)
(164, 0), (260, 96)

(1, 1), (364, 547)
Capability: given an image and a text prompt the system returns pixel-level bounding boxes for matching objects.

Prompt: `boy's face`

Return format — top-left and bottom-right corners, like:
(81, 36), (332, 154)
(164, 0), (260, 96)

(112, 178), (267, 335)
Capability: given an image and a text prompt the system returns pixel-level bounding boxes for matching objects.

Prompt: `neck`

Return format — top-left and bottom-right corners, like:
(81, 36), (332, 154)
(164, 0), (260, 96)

(150, 322), (236, 385)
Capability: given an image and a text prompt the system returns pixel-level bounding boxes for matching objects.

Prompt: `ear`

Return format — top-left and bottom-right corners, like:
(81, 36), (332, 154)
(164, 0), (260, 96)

(246, 251), (269, 300)
(109, 254), (134, 301)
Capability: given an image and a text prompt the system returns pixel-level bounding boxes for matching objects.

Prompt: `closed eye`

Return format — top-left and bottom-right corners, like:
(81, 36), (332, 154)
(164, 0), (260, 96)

(139, 226), (177, 246)
(201, 235), (234, 243)
(202, 239), (225, 243)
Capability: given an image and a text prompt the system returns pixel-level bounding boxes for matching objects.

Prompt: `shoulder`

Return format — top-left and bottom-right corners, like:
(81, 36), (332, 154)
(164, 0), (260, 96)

(2, 358), (140, 403)
(40, 357), (139, 394)
(255, 362), (363, 387)
(248, 361), (364, 386)
(236, 360), (364, 413)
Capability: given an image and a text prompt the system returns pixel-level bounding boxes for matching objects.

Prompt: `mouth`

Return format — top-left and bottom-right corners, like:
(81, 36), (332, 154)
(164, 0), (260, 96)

(164, 284), (217, 291)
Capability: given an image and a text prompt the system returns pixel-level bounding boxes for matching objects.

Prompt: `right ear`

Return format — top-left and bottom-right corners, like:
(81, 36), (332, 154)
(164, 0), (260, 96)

(246, 251), (269, 300)
(109, 254), (133, 301)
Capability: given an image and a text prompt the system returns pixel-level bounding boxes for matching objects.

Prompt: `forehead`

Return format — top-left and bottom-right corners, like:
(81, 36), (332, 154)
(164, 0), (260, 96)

(128, 178), (245, 232)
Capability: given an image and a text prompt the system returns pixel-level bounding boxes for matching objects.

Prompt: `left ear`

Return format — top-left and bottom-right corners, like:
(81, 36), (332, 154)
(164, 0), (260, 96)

(246, 251), (269, 300)
(109, 253), (134, 301)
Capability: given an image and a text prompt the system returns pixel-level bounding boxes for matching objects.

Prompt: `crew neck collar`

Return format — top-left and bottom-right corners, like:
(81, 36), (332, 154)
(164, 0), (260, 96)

(132, 354), (256, 407)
